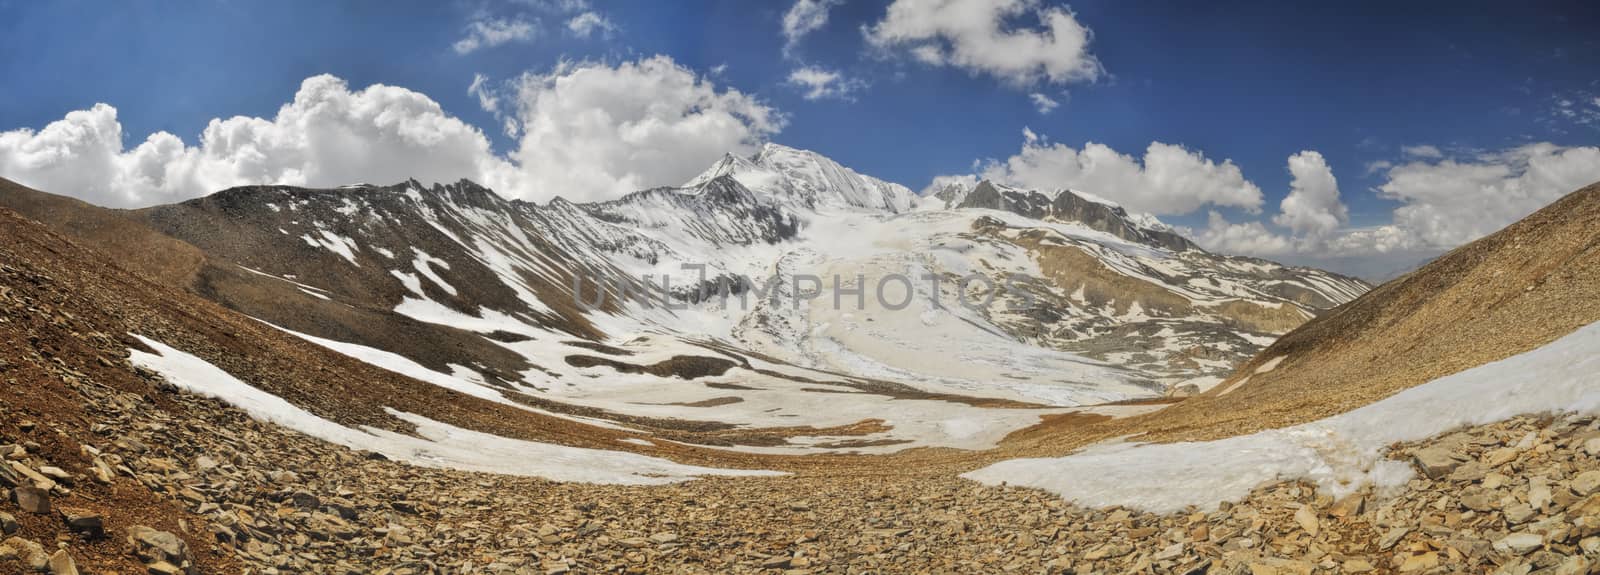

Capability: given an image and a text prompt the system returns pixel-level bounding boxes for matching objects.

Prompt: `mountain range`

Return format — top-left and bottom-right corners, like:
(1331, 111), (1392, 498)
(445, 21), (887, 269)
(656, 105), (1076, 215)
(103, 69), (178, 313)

(2, 146), (1597, 574)
(14, 144), (1367, 415)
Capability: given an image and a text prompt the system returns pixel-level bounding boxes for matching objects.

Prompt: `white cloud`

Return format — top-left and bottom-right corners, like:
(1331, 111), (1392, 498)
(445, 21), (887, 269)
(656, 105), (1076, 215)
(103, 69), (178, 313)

(453, 17), (536, 55)
(941, 129), (1263, 215)
(1401, 144), (1443, 159)
(1272, 151), (1347, 240)
(499, 56), (785, 202)
(920, 173), (979, 198)
(782, 0), (841, 54)
(0, 76), (510, 208)
(566, 11), (615, 38)
(1198, 143), (1600, 270)
(1, 58), (785, 207)
(1195, 211), (1292, 256)
(468, 74), (522, 138)
(1028, 92), (1059, 114)
(864, 0), (1102, 87)
(1553, 94), (1600, 128)
(786, 66), (863, 101)
(1364, 143), (1600, 250)
(515, 0), (590, 11)
(1197, 151), (1349, 257)
(468, 74), (500, 114)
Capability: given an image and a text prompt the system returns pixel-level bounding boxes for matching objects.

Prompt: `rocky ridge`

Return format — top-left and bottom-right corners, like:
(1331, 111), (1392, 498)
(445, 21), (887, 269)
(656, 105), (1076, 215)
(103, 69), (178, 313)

(106, 145), (1366, 397)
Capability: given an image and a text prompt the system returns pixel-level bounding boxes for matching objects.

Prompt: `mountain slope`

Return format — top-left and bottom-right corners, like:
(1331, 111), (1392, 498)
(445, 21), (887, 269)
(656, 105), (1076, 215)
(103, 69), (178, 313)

(962, 180), (1600, 547)
(0, 143), (1370, 451)
(3, 167), (1598, 575)
(141, 165), (1356, 400)
(1184, 180), (1600, 436)
(3, 179), (1595, 574)
(992, 180), (1600, 456)
(0, 177), (207, 287)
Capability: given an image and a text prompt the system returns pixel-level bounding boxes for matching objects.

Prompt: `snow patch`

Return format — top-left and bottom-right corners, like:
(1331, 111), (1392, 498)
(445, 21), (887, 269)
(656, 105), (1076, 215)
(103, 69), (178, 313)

(268, 325), (514, 406)
(394, 296), (539, 336)
(963, 320), (1600, 513)
(126, 335), (780, 484)
(301, 230), (362, 266)
(390, 271), (425, 297)
(411, 249), (458, 296)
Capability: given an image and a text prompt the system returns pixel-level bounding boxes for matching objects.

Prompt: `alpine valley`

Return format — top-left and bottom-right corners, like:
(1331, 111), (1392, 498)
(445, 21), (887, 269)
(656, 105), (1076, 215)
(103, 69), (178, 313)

(4, 144), (1600, 575)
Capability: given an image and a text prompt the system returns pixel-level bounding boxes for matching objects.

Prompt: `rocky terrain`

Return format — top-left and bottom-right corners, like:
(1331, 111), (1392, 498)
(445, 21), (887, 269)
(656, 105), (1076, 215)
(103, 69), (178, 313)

(7, 316), (1600, 574)
(0, 165), (1597, 574)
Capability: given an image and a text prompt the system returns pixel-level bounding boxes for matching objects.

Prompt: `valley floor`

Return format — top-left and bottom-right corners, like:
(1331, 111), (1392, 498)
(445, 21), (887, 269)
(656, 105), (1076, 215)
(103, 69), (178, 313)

(5, 335), (1600, 574)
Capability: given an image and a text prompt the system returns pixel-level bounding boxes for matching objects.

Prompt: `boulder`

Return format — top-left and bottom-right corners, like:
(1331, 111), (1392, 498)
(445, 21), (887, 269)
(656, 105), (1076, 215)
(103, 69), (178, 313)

(13, 485), (49, 514)
(46, 550), (77, 575)
(127, 525), (191, 572)
(58, 508), (104, 539)
(1571, 471), (1600, 496)
(1412, 446), (1465, 479)
(1504, 503), (1536, 524)
(1492, 533), (1544, 555)
(1293, 505), (1319, 536)
(1, 537), (49, 571)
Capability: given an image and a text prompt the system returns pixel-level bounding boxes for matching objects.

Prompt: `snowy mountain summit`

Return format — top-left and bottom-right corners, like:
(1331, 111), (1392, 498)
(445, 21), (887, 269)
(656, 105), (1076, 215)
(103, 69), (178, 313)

(683, 143), (920, 214)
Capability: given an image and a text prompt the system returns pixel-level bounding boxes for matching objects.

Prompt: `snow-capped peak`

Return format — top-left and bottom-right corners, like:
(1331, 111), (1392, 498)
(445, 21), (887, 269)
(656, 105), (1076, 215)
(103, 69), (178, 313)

(1061, 187), (1121, 209)
(682, 152), (764, 189)
(681, 143), (917, 214)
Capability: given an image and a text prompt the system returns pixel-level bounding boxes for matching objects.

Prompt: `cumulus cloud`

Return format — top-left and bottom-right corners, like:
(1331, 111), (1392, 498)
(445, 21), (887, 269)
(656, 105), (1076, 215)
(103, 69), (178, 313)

(1197, 143), (1600, 271)
(566, 11), (615, 38)
(786, 66), (863, 101)
(864, 0), (1102, 87)
(1194, 151), (1346, 257)
(453, 17), (536, 54)
(782, 0), (841, 54)
(937, 128), (1263, 215)
(1195, 211), (1293, 256)
(1028, 92), (1059, 114)
(497, 56), (785, 202)
(1272, 151), (1348, 240)
(1, 57), (785, 207)
(0, 75), (511, 208)
(1362, 142), (1600, 251)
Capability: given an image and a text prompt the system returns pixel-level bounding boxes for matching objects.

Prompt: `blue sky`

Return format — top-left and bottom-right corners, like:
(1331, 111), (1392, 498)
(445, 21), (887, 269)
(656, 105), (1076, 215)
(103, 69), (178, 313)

(2, 0), (1599, 277)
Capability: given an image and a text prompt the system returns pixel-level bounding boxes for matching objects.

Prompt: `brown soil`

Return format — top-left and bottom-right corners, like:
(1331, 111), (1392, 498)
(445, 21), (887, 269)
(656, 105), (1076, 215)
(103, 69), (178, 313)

(565, 354), (739, 380)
